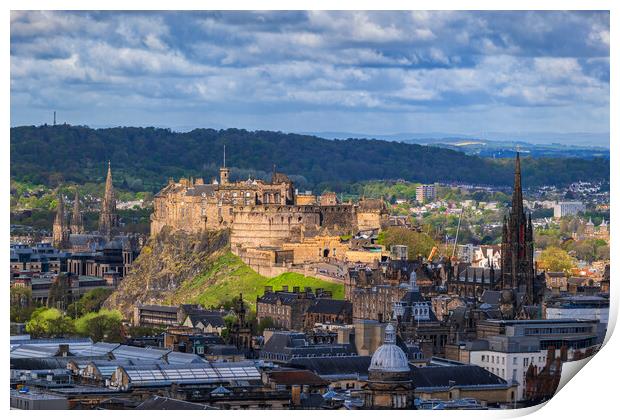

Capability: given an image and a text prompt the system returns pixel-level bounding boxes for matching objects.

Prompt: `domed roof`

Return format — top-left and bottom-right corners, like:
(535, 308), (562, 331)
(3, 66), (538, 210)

(369, 324), (410, 373)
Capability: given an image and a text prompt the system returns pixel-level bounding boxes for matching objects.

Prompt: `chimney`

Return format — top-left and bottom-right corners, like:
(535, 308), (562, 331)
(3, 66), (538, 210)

(322, 290), (332, 298)
(337, 327), (351, 345)
(546, 346), (556, 366)
(293, 286), (300, 293)
(291, 385), (301, 406)
(315, 288), (324, 296)
(305, 287), (312, 293)
(58, 344), (69, 357)
(264, 285), (273, 293)
(282, 285), (289, 292)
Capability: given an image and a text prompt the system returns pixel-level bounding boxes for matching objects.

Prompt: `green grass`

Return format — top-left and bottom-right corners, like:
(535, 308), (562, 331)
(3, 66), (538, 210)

(169, 251), (343, 310)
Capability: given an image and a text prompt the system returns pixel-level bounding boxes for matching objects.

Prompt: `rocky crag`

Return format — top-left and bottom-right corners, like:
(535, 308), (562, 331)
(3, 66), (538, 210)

(104, 227), (230, 319)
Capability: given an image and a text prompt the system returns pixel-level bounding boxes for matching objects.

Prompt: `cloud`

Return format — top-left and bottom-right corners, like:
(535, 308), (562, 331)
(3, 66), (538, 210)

(10, 11), (609, 137)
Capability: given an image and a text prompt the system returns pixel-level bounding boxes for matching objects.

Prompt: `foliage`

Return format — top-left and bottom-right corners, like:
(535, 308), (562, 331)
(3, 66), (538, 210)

(25, 308), (75, 338)
(377, 227), (436, 260)
(538, 247), (575, 274)
(10, 287), (38, 323)
(74, 309), (123, 342)
(11, 125), (610, 193)
(47, 273), (72, 311)
(67, 288), (114, 318)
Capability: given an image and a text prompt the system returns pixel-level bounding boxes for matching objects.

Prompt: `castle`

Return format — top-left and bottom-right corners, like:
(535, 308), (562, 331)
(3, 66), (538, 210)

(150, 158), (389, 268)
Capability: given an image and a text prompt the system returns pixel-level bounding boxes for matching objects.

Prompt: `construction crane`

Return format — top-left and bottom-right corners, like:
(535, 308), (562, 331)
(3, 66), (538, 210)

(427, 246), (438, 263)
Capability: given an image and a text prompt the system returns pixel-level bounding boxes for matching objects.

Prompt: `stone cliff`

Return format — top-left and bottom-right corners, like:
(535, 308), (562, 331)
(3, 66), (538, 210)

(103, 226), (230, 319)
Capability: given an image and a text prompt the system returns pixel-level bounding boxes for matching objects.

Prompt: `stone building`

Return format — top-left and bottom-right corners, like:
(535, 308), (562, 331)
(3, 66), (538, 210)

(363, 324), (415, 409)
(256, 286), (325, 330)
(149, 161), (388, 255)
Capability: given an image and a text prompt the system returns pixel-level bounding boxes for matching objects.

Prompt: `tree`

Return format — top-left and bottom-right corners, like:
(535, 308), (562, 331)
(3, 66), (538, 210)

(74, 309), (123, 342)
(377, 227), (436, 260)
(10, 287), (37, 323)
(67, 288), (113, 318)
(25, 308), (75, 338)
(48, 273), (72, 311)
(538, 247), (575, 275)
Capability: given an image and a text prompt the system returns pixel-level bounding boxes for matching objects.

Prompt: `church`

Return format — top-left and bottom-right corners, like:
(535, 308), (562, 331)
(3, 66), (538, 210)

(51, 162), (141, 279)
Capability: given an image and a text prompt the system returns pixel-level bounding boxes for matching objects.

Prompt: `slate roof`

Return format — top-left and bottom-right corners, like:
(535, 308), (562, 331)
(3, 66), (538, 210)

(205, 345), (243, 356)
(411, 365), (510, 391)
(287, 356), (371, 379)
(306, 299), (352, 315)
(257, 291), (312, 305)
(267, 369), (330, 386)
(137, 304), (178, 313)
(261, 332), (357, 359)
(189, 313), (225, 328)
(136, 396), (216, 410)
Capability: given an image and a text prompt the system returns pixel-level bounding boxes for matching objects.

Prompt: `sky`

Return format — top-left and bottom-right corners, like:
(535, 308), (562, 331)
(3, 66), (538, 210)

(10, 11), (610, 145)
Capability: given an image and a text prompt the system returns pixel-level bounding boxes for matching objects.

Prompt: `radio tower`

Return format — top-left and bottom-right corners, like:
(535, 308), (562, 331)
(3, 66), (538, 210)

(53, 111), (56, 126)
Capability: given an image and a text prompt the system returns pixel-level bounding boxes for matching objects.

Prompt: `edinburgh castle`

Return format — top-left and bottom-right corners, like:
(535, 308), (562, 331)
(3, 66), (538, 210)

(150, 156), (389, 273)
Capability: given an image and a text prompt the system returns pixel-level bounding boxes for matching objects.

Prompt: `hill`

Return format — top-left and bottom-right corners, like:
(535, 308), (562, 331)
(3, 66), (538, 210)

(10, 125), (609, 192)
(104, 227), (342, 318)
(167, 252), (343, 311)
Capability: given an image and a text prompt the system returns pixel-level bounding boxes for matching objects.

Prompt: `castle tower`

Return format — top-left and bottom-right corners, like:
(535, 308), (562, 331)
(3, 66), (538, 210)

(52, 193), (69, 249)
(98, 161), (119, 239)
(220, 144), (230, 185)
(500, 153), (535, 304)
(70, 189), (84, 234)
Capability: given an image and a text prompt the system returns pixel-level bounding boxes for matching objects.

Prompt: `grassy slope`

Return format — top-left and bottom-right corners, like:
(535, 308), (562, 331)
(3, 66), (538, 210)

(167, 251), (344, 310)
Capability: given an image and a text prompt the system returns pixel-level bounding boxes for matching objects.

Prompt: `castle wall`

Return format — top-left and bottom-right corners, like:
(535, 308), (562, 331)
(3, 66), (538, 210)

(281, 236), (349, 264)
(357, 211), (383, 231)
(230, 206), (321, 251)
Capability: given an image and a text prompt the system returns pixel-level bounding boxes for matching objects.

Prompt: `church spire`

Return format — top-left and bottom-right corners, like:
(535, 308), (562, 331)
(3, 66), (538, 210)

(99, 161), (118, 239)
(511, 152), (523, 216)
(70, 188), (84, 234)
(52, 192), (69, 248)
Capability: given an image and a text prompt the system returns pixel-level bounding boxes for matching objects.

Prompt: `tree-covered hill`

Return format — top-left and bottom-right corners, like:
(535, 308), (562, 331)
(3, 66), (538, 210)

(10, 125), (609, 193)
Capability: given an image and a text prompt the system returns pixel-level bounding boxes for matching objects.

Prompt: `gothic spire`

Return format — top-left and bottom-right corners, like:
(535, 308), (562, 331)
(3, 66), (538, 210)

(99, 161), (118, 239)
(53, 192), (68, 248)
(511, 152), (524, 216)
(70, 188), (84, 234)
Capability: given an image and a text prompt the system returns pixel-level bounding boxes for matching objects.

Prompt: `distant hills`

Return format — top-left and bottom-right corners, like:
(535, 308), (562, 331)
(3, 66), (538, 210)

(10, 125), (609, 193)
(306, 131), (609, 159)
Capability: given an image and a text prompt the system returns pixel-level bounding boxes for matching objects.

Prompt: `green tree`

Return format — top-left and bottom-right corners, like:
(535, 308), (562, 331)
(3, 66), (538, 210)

(74, 309), (123, 342)
(25, 308), (75, 338)
(377, 227), (436, 260)
(67, 288), (113, 318)
(539, 247), (575, 275)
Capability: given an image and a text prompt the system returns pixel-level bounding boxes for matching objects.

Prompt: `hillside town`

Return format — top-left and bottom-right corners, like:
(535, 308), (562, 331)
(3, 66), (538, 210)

(9, 153), (610, 410)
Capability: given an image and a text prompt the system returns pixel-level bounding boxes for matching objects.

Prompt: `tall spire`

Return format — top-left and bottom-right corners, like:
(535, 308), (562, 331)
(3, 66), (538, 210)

(511, 152), (523, 215)
(99, 161), (118, 239)
(70, 188), (84, 234)
(52, 193), (69, 248)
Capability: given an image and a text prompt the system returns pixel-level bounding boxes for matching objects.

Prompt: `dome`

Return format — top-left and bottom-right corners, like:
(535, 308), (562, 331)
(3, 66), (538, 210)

(369, 324), (410, 373)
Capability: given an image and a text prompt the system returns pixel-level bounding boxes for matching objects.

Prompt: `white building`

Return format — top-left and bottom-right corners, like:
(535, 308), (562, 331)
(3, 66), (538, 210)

(553, 201), (585, 218)
(470, 338), (547, 401)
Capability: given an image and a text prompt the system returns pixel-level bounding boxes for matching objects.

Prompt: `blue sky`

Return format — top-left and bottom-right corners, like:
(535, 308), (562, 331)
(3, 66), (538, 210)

(10, 11), (610, 145)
